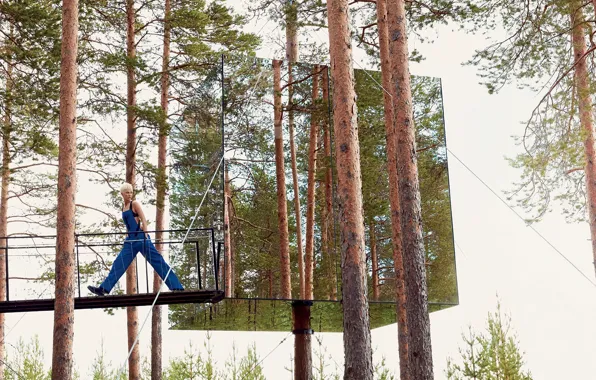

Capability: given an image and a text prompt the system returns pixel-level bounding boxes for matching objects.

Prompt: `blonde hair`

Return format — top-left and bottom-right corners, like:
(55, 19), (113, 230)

(120, 182), (133, 193)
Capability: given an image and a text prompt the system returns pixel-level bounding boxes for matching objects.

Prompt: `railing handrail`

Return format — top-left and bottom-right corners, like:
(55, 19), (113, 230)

(0, 227), (223, 301)
(0, 227), (215, 240)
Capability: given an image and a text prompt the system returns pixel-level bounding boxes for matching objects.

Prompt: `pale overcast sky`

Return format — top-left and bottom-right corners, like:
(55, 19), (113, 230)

(3, 8), (596, 380)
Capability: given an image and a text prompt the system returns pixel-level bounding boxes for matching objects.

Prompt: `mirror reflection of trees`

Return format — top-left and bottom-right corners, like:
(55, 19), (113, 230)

(168, 54), (457, 331)
(355, 70), (457, 304)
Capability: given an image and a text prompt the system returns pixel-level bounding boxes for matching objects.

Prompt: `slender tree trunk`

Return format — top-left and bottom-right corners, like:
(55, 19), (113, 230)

(320, 167), (330, 298)
(288, 76), (304, 298)
(285, 2), (298, 62)
(230, 191), (237, 295)
(273, 59), (292, 299)
(285, 13), (311, 378)
(51, 1), (78, 378)
(386, 0), (433, 377)
(0, 31), (13, 380)
(321, 68), (337, 301)
(571, 2), (596, 279)
(151, 0), (171, 378)
(268, 269), (273, 298)
(369, 220), (379, 301)
(326, 0), (373, 377)
(125, 0), (140, 378)
(304, 66), (319, 300)
(285, 8), (303, 298)
(224, 165), (233, 297)
(376, 0), (409, 376)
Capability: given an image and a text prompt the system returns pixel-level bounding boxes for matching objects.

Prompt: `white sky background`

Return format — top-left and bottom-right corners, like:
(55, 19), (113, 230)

(3, 5), (596, 380)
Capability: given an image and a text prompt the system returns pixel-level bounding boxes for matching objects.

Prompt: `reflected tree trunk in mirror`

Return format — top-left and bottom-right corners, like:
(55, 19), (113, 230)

(224, 164), (233, 297)
(273, 59), (292, 299)
(305, 66), (320, 301)
(321, 68), (338, 301)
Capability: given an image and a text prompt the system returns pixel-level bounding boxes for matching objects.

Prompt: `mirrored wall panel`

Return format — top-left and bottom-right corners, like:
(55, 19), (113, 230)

(168, 54), (458, 332)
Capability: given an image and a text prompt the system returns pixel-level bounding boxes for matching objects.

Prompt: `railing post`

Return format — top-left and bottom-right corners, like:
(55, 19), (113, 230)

(4, 237), (8, 302)
(144, 236), (149, 293)
(217, 242), (222, 291)
(195, 241), (202, 290)
(210, 228), (216, 289)
(135, 246), (139, 295)
(75, 234), (81, 298)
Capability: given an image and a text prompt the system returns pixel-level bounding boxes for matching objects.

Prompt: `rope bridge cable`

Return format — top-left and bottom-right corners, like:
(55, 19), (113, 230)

(241, 332), (292, 380)
(117, 153), (224, 377)
(0, 357), (24, 380)
(304, 26), (596, 291)
(447, 149), (596, 289)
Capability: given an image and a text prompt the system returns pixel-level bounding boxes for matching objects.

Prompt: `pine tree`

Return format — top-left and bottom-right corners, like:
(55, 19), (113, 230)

(5, 336), (51, 380)
(0, 4), (61, 372)
(151, 0), (172, 376)
(466, 1), (596, 278)
(273, 58), (292, 299)
(326, 0), (373, 377)
(51, 0), (79, 378)
(386, 0), (433, 377)
(372, 0), (409, 376)
(446, 303), (533, 380)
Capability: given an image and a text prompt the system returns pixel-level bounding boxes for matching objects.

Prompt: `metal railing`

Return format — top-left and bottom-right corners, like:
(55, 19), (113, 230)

(0, 228), (222, 302)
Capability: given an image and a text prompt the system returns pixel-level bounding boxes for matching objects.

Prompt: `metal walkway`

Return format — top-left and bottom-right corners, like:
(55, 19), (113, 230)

(0, 228), (224, 313)
(0, 289), (224, 313)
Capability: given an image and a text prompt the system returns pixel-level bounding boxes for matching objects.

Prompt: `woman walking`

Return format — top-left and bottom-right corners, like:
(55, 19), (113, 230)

(87, 183), (184, 296)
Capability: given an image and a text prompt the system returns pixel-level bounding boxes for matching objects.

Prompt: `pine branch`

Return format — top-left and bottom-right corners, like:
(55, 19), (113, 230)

(280, 66), (327, 91)
(75, 204), (118, 222)
(416, 143), (441, 153)
(566, 167), (584, 175)
(406, 0), (451, 17)
(7, 185), (53, 200)
(349, 0), (375, 4)
(235, 217), (274, 232)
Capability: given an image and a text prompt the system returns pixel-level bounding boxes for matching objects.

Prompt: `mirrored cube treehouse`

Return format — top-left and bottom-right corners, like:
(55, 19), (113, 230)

(167, 54), (458, 332)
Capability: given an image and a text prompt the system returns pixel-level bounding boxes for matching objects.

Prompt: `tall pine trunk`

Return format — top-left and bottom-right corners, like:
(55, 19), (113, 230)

(376, 0), (409, 376)
(285, 5), (304, 298)
(224, 165), (233, 297)
(386, 0), (433, 377)
(125, 0), (141, 378)
(304, 66), (319, 300)
(571, 2), (596, 280)
(151, 0), (172, 378)
(51, 0), (78, 378)
(288, 82), (304, 298)
(285, 11), (311, 379)
(326, 0), (373, 377)
(273, 59), (292, 299)
(285, 2), (298, 62)
(321, 68), (337, 301)
(0, 29), (13, 380)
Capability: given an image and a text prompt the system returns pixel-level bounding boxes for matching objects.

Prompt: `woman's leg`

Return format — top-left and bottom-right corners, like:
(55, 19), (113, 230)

(141, 238), (184, 291)
(98, 241), (137, 293)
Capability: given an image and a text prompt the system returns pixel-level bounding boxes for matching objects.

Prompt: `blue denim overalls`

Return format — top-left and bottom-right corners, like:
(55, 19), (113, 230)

(99, 205), (184, 293)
